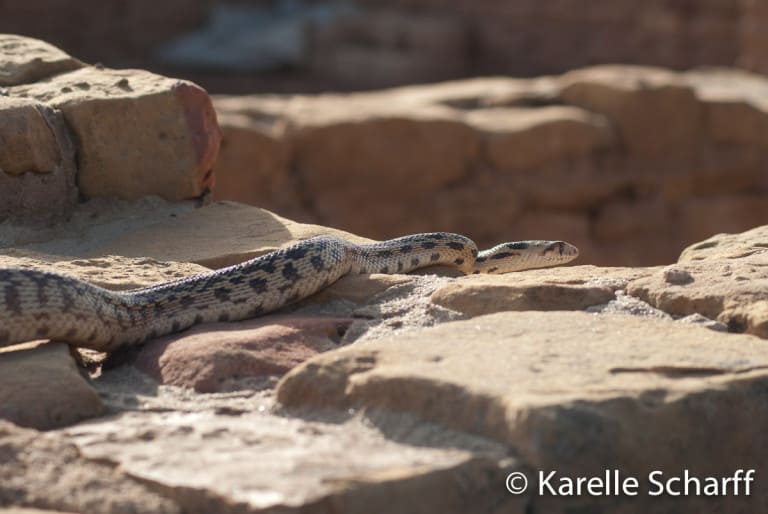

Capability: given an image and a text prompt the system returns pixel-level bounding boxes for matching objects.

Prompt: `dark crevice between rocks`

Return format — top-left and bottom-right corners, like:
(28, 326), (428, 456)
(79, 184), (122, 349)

(727, 316), (747, 334)
(610, 366), (728, 377)
(439, 91), (564, 111)
(610, 365), (768, 378)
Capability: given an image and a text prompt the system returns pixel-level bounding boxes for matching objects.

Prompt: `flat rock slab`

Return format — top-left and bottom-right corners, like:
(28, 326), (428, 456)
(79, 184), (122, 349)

(5, 199), (369, 270)
(86, 200), (372, 269)
(278, 310), (768, 512)
(0, 420), (180, 513)
(134, 315), (353, 392)
(430, 265), (651, 316)
(0, 343), (103, 430)
(64, 407), (516, 514)
(0, 250), (208, 290)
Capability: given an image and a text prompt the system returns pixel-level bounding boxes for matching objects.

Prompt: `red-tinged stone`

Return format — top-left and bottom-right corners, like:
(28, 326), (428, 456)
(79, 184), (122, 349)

(176, 81), (221, 194)
(134, 316), (353, 392)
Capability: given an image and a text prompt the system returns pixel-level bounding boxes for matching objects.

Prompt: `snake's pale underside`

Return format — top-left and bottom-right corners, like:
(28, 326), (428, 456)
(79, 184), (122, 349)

(0, 233), (578, 352)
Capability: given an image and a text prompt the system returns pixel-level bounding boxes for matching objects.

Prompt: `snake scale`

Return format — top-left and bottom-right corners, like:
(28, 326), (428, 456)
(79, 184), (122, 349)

(0, 233), (578, 352)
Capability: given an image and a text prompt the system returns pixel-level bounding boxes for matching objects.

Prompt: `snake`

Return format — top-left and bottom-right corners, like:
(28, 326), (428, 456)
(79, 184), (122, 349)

(0, 233), (578, 352)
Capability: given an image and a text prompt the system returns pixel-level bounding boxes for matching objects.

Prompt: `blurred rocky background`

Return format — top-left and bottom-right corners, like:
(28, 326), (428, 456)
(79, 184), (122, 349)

(3, 0), (768, 91)
(2, 0), (768, 266)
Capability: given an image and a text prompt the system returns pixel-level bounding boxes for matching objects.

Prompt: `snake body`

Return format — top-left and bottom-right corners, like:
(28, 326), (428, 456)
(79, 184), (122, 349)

(0, 233), (578, 352)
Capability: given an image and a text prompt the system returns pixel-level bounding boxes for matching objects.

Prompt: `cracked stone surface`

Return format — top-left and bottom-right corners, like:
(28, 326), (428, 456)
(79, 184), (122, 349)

(0, 420), (180, 514)
(279, 311), (768, 513)
(59, 366), (519, 514)
(628, 225), (768, 338)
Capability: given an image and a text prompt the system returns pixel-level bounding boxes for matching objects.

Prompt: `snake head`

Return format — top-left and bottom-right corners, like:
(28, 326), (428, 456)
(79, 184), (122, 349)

(474, 240), (579, 273)
(542, 241), (580, 261)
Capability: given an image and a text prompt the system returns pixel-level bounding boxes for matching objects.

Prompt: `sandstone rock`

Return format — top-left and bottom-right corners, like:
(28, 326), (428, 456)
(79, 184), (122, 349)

(466, 106), (614, 171)
(288, 100), (476, 193)
(288, 102), (480, 237)
(210, 116), (304, 219)
(0, 34), (83, 86)
(0, 250), (208, 290)
(0, 97), (63, 176)
(3, 198), (372, 282)
(278, 310), (768, 512)
(0, 420), (180, 513)
(0, 343), (103, 430)
(305, 272), (412, 307)
(560, 65), (703, 155)
(2, 197), (371, 270)
(78, 200), (371, 268)
(0, 196), (198, 250)
(0, 96), (76, 223)
(627, 249), (768, 338)
(430, 265), (623, 317)
(64, 407), (514, 514)
(1, 34), (222, 224)
(10, 66), (220, 201)
(679, 224), (768, 262)
(214, 88), (563, 243)
(684, 68), (768, 146)
(213, 69), (768, 265)
(135, 316), (353, 392)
